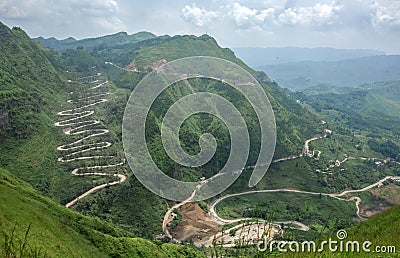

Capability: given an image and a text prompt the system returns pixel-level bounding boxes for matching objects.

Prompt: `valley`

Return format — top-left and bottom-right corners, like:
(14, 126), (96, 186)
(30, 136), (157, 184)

(162, 129), (399, 247)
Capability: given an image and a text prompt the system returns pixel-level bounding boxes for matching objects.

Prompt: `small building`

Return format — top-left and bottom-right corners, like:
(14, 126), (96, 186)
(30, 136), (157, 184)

(383, 158), (393, 164)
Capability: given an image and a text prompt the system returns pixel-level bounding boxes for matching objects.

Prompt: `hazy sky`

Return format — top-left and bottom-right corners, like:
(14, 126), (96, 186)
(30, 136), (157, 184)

(1, 0), (400, 53)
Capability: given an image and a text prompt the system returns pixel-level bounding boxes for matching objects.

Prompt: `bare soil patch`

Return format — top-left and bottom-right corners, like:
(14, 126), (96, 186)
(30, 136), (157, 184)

(170, 202), (221, 244)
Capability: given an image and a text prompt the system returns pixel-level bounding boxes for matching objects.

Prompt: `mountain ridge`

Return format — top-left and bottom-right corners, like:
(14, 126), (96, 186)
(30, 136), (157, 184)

(260, 55), (400, 89)
(234, 46), (385, 67)
(35, 31), (156, 52)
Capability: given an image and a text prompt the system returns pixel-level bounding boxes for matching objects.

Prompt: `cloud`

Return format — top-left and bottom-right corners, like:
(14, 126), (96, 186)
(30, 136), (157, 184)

(221, 1), (342, 30)
(285, 0), (297, 9)
(181, 4), (218, 27)
(278, 2), (342, 26)
(370, 1), (400, 30)
(0, 0), (126, 36)
(1, 0), (400, 53)
(229, 3), (275, 29)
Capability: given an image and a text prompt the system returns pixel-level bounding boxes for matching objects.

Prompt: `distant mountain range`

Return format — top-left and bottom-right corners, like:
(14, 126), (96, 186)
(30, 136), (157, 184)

(233, 47), (385, 66)
(234, 47), (400, 89)
(35, 31), (156, 51)
(261, 55), (400, 89)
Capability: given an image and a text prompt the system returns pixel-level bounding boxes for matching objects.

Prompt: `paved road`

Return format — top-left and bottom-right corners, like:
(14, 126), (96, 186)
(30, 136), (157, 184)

(56, 75), (125, 208)
(209, 176), (395, 225)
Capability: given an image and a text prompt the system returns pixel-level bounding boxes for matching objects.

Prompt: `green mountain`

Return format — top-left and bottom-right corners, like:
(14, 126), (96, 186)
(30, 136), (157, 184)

(358, 80), (400, 103)
(54, 33), (325, 239)
(290, 88), (400, 137)
(0, 22), (168, 239)
(93, 34), (321, 157)
(35, 31), (156, 52)
(0, 24), (66, 140)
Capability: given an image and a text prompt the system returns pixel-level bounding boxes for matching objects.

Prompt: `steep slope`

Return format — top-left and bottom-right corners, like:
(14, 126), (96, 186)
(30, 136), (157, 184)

(35, 32), (322, 159)
(0, 22), (170, 241)
(0, 168), (205, 257)
(0, 22), (66, 140)
(0, 22), (81, 200)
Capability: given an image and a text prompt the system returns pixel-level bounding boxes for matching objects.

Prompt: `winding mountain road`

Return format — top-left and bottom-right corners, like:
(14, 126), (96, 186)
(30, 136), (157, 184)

(56, 75), (126, 208)
(162, 129), (398, 246)
(106, 59), (397, 246)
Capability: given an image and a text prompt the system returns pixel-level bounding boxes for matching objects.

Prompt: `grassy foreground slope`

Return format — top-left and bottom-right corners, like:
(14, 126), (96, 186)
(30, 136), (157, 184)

(0, 168), (205, 258)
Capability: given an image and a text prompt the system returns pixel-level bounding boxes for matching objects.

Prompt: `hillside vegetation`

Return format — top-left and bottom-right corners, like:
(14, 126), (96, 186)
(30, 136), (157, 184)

(3, 22), (320, 240)
(281, 204), (400, 258)
(0, 23), (66, 140)
(291, 89), (400, 138)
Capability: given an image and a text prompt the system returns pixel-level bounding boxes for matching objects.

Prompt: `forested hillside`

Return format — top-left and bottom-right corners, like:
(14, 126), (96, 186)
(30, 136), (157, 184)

(0, 23), (66, 139)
